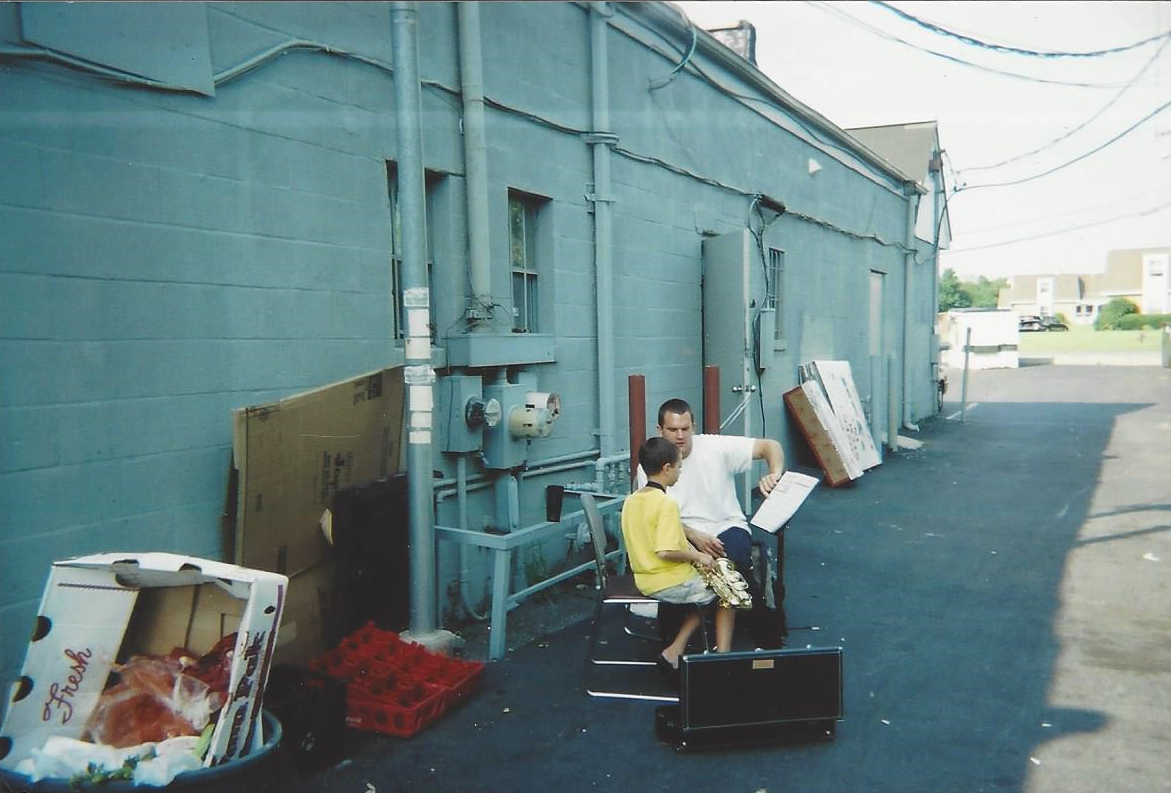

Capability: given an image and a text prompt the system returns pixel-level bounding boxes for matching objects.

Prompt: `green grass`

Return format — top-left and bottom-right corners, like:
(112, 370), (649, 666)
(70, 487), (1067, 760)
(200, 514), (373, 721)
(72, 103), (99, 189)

(1018, 325), (1164, 354)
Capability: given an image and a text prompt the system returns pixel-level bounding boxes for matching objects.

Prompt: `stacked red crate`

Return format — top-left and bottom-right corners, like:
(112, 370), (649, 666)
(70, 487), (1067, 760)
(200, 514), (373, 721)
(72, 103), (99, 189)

(309, 622), (486, 737)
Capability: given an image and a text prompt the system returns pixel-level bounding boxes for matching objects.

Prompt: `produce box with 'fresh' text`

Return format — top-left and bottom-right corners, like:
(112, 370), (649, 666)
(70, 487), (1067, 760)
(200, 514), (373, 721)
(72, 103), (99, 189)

(0, 553), (287, 771)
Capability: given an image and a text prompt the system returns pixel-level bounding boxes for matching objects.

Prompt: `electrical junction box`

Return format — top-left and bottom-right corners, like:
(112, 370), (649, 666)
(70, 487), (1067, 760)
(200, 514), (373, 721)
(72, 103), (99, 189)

(482, 382), (528, 470)
(438, 375), (485, 453)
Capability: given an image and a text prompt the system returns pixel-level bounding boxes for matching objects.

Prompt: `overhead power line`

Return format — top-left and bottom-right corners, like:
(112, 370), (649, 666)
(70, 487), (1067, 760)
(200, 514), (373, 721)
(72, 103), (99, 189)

(809, 2), (1140, 89)
(947, 198), (1171, 253)
(872, 1), (1171, 58)
(955, 97), (1171, 192)
(961, 35), (1171, 173)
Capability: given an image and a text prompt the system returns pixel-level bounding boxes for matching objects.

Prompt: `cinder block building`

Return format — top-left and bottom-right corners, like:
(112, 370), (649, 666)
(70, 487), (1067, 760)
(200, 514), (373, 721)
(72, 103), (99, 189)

(0, 2), (946, 677)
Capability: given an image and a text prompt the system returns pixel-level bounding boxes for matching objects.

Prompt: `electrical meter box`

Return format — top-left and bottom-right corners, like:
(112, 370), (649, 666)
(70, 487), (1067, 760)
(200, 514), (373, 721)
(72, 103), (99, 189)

(483, 382), (528, 469)
(438, 375), (485, 453)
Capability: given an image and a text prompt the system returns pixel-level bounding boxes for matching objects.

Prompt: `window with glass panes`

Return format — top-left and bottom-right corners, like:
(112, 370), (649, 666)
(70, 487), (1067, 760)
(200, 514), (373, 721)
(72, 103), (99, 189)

(509, 191), (539, 332)
(767, 247), (785, 344)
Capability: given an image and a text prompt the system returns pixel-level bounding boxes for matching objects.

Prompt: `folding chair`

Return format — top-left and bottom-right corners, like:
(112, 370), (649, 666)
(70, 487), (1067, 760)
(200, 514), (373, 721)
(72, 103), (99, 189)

(582, 493), (709, 700)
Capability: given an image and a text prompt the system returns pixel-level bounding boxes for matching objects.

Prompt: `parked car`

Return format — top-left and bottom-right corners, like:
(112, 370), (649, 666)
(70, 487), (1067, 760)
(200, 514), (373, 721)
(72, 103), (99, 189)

(1019, 315), (1069, 332)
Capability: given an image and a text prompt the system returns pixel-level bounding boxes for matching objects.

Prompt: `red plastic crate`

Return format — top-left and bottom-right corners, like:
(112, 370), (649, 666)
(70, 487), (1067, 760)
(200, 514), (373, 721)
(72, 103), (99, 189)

(345, 680), (448, 737)
(311, 623), (486, 736)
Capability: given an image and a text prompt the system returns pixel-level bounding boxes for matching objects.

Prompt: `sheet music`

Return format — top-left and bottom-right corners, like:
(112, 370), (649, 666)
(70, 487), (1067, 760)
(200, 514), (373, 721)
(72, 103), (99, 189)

(749, 470), (819, 533)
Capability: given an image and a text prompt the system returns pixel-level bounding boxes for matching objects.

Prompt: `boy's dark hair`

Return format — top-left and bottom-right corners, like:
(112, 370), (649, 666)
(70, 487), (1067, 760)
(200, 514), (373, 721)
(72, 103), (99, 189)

(639, 436), (680, 476)
(657, 398), (694, 427)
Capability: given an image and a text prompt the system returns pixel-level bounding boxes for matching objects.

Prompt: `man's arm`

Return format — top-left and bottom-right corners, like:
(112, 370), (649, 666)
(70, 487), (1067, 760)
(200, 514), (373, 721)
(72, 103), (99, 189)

(752, 437), (785, 495)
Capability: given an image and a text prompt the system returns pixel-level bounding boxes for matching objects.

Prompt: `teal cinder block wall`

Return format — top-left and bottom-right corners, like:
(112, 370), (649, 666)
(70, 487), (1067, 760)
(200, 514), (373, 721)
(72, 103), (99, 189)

(0, 1), (940, 684)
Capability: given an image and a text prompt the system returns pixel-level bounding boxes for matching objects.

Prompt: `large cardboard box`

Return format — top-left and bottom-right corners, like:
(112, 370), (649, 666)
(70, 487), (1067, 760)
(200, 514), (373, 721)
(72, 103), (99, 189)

(783, 383), (862, 487)
(232, 367), (405, 576)
(0, 553), (287, 771)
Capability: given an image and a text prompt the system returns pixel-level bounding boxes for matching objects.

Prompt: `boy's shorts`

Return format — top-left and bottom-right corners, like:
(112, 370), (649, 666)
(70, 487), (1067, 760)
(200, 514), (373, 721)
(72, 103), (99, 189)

(651, 572), (715, 605)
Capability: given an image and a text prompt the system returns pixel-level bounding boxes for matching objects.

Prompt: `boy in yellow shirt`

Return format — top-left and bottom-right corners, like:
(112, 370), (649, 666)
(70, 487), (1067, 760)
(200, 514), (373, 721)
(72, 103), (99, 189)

(621, 437), (735, 673)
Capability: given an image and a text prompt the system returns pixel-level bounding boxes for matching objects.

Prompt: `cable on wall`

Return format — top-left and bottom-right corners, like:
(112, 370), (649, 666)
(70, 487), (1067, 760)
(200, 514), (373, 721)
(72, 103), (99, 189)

(2, 29), (914, 256)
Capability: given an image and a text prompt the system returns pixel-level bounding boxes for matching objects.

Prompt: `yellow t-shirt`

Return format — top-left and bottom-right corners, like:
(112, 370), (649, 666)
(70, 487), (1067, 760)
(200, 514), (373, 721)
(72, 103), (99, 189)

(620, 487), (696, 596)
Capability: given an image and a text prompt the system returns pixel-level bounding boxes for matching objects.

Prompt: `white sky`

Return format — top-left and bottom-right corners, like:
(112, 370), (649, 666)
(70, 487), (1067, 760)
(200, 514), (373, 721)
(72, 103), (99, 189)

(675, 1), (1171, 282)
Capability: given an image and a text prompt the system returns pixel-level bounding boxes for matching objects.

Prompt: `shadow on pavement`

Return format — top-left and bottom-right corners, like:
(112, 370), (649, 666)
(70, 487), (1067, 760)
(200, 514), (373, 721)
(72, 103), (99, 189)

(281, 379), (1163, 793)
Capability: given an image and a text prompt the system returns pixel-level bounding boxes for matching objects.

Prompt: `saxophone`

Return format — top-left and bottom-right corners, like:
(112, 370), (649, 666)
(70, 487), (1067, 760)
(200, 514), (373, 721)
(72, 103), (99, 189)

(694, 557), (753, 610)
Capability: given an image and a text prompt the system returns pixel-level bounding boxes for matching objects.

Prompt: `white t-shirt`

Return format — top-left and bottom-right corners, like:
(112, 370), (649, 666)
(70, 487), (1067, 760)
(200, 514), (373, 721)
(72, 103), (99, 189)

(636, 434), (756, 538)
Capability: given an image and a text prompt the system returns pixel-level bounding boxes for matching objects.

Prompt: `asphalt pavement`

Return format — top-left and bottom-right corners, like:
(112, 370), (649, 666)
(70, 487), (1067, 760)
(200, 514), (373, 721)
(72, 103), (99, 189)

(284, 360), (1171, 793)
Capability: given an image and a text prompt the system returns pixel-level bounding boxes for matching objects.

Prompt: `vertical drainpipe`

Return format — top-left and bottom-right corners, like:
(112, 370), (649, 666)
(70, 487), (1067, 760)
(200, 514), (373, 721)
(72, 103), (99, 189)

(902, 182), (918, 431)
(458, 3), (493, 324)
(455, 1), (491, 622)
(390, 2), (438, 641)
(589, 2), (617, 457)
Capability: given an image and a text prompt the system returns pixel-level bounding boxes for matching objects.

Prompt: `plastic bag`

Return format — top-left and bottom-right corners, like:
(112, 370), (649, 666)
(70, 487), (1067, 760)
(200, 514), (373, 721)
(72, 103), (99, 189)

(82, 634), (235, 748)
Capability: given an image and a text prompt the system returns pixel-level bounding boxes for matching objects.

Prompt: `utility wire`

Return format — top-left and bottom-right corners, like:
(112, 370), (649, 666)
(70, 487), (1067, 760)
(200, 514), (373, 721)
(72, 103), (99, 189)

(955, 97), (1171, 192)
(960, 35), (1171, 173)
(946, 198), (1171, 253)
(810, 2), (1142, 89)
(872, 1), (1171, 58)
(960, 189), (1171, 235)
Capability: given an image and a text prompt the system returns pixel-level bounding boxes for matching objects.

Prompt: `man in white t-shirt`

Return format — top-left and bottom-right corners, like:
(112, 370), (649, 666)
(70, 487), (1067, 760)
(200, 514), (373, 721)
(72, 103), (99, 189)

(636, 398), (787, 648)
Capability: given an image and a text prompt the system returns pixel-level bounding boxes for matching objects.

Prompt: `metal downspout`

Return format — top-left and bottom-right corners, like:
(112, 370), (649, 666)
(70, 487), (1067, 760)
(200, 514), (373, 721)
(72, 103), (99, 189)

(457, 3), (493, 325)
(589, 2), (617, 457)
(390, 2), (444, 647)
(902, 183), (918, 431)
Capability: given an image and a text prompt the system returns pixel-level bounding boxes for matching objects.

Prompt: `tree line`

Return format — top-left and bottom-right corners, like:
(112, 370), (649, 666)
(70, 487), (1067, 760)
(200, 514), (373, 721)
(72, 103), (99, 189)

(938, 269), (1008, 311)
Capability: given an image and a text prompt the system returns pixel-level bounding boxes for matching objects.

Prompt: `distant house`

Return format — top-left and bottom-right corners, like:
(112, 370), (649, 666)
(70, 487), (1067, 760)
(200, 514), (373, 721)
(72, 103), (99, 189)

(997, 246), (1171, 324)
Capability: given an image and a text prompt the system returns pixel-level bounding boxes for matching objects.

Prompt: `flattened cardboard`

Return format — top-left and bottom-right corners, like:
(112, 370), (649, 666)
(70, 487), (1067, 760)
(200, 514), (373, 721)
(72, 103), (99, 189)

(810, 360), (881, 470)
(0, 553), (286, 771)
(783, 384), (861, 487)
(272, 559), (335, 669)
(232, 368), (404, 576)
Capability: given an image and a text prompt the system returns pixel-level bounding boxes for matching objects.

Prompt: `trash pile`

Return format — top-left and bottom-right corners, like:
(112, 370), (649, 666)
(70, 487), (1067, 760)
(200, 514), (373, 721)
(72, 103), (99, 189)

(16, 635), (237, 787)
(0, 553), (287, 790)
(310, 623), (484, 738)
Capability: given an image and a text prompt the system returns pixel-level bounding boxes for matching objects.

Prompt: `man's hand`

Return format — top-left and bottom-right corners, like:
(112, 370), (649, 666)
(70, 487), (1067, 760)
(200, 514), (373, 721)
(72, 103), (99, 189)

(752, 438), (785, 497)
(685, 527), (725, 557)
(757, 470), (783, 495)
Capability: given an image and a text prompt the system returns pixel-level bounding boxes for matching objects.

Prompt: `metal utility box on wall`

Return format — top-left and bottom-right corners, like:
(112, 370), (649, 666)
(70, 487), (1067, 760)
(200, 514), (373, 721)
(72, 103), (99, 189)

(438, 375), (486, 453)
(482, 382), (529, 469)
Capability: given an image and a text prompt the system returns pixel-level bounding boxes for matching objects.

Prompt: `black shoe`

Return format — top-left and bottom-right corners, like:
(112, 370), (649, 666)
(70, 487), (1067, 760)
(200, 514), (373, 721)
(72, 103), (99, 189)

(656, 654), (680, 684)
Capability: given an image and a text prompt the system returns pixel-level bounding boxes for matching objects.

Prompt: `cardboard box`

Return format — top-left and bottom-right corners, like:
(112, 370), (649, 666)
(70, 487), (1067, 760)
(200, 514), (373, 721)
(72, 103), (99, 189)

(783, 383), (861, 487)
(0, 553), (287, 771)
(232, 367), (405, 576)
(272, 559), (336, 669)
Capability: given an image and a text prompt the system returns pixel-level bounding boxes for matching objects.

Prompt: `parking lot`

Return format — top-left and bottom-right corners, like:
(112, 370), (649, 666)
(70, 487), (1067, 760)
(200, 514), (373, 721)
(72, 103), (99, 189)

(289, 360), (1170, 793)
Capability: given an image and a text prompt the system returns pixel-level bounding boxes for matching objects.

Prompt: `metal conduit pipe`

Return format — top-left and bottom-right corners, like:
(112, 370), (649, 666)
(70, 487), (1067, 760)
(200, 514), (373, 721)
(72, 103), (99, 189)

(457, 3), (493, 325)
(593, 451), (631, 492)
(431, 448), (602, 491)
(589, 2), (618, 457)
(902, 183), (920, 432)
(389, 2), (441, 644)
(455, 454), (488, 621)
